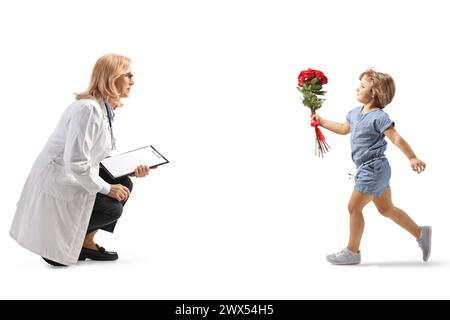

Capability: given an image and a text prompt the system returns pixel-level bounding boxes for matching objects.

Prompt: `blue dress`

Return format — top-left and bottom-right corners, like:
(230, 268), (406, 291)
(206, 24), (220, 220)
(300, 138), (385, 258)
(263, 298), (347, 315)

(346, 106), (395, 196)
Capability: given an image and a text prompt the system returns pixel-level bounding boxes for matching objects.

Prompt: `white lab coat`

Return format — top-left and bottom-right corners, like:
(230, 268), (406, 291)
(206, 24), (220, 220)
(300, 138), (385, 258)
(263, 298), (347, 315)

(10, 98), (112, 265)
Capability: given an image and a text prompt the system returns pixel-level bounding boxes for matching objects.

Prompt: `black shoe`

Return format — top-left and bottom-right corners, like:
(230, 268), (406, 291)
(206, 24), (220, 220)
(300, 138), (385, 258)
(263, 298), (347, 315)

(78, 244), (118, 261)
(42, 257), (67, 267)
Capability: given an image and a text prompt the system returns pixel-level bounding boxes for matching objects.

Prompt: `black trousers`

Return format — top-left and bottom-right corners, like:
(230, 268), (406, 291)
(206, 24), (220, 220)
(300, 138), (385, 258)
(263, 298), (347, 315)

(86, 168), (133, 235)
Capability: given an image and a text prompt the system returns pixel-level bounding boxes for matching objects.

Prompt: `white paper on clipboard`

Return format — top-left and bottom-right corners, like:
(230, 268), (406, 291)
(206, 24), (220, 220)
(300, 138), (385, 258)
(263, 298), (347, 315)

(100, 145), (169, 179)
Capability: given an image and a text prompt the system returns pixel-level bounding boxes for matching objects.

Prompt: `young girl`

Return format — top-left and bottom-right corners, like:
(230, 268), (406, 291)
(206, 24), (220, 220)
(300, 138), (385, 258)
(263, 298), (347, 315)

(311, 69), (430, 265)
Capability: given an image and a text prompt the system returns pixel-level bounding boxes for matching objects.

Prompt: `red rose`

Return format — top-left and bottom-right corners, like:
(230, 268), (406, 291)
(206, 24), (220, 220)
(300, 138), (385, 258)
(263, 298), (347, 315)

(314, 70), (328, 84)
(298, 69), (316, 87)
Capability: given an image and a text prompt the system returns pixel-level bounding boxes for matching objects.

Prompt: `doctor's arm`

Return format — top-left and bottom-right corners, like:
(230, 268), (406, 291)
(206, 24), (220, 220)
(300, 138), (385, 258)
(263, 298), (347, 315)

(384, 126), (426, 173)
(64, 105), (126, 196)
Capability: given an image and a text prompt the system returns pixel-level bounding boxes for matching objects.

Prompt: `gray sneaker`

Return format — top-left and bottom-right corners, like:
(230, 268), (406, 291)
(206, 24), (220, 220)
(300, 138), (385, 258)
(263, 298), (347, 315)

(417, 226), (432, 262)
(326, 247), (361, 265)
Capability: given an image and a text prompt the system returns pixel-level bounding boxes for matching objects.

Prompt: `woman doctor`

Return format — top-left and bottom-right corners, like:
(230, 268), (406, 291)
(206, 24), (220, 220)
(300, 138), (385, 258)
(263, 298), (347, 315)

(10, 53), (150, 266)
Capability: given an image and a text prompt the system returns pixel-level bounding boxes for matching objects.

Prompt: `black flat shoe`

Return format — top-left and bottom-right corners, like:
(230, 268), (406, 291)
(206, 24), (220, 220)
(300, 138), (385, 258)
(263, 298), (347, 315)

(42, 257), (67, 267)
(78, 244), (118, 261)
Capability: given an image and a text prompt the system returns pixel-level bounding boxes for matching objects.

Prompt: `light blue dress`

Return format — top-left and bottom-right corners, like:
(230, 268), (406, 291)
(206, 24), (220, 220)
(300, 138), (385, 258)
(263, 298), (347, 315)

(346, 106), (395, 196)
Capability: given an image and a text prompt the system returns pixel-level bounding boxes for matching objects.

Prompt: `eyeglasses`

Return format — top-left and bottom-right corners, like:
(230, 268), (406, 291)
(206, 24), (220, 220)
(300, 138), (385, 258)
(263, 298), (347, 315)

(121, 73), (134, 80)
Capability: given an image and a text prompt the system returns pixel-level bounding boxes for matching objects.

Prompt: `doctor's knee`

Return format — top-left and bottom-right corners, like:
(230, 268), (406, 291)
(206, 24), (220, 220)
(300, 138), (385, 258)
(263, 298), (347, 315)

(120, 177), (133, 193)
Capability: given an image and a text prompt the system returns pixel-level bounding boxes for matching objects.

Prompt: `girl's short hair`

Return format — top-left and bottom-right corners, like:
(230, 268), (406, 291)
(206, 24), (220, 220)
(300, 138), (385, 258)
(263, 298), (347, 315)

(76, 53), (132, 108)
(359, 69), (396, 108)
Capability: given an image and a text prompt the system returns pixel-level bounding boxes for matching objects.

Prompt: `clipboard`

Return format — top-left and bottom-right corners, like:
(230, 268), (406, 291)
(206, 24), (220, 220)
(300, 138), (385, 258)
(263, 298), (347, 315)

(100, 145), (169, 179)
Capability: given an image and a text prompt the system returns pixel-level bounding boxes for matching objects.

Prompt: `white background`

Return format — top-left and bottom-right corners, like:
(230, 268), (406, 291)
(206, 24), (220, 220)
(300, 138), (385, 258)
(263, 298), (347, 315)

(1, 0), (449, 299)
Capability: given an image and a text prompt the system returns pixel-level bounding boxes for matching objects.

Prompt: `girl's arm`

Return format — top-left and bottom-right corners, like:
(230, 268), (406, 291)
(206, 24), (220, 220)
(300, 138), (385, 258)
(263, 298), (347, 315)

(384, 126), (426, 173)
(310, 114), (350, 135)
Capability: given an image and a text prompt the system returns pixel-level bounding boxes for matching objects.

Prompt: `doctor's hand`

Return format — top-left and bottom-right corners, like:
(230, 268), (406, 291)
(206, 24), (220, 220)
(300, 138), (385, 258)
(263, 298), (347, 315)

(107, 184), (131, 202)
(134, 164), (151, 178)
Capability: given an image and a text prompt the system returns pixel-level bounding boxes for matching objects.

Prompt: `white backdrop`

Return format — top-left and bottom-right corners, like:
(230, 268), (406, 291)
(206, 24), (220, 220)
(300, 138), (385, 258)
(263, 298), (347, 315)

(1, 0), (449, 299)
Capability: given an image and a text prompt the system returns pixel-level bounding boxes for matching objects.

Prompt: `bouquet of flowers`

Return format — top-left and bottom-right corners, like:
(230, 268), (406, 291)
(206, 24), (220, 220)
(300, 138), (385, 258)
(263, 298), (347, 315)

(297, 68), (330, 157)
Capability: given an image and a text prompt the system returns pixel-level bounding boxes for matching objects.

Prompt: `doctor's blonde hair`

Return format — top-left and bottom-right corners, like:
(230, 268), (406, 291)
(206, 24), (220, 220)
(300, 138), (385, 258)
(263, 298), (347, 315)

(76, 53), (131, 108)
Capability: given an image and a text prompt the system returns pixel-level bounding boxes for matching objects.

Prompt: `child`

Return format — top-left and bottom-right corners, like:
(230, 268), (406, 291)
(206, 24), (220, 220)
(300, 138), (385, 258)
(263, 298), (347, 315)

(311, 69), (430, 265)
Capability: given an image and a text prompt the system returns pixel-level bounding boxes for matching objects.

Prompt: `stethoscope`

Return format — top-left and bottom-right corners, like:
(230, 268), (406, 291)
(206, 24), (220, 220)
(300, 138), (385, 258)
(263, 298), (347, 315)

(104, 100), (116, 150)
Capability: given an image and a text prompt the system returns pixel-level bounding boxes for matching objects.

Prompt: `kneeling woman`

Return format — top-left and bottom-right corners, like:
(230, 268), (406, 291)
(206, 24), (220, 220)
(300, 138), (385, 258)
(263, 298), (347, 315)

(10, 53), (151, 266)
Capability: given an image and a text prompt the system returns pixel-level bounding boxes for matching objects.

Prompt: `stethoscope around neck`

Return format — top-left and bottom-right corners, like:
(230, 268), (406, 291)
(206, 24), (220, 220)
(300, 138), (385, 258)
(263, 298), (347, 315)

(104, 99), (116, 150)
